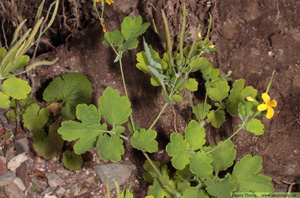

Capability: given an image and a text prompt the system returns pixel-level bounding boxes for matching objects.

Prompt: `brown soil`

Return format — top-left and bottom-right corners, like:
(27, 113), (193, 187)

(1, 0), (300, 197)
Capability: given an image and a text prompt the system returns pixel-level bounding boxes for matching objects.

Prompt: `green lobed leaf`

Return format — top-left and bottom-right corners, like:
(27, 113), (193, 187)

(1, 77), (31, 100)
(143, 160), (169, 183)
(136, 51), (151, 73)
(228, 79), (245, 102)
(33, 123), (64, 159)
(206, 110), (226, 128)
(185, 120), (206, 150)
(176, 165), (192, 181)
(206, 80), (230, 102)
(23, 103), (50, 131)
(193, 103), (212, 120)
(205, 174), (237, 198)
(102, 30), (125, 47)
(208, 68), (221, 82)
(143, 39), (163, 70)
(182, 187), (209, 198)
(232, 155), (274, 192)
(62, 150), (83, 171)
(20, 95), (35, 107)
(150, 76), (161, 86)
(43, 73), (93, 119)
(147, 178), (173, 198)
(184, 78), (198, 91)
(97, 134), (124, 162)
(171, 94), (183, 103)
(121, 189), (133, 198)
(166, 133), (191, 170)
(245, 101), (258, 117)
(226, 79), (257, 116)
(240, 86), (257, 100)
(6, 109), (16, 122)
(130, 128), (158, 153)
(190, 151), (213, 178)
(98, 87), (132, 127)
(121, 16), (150, 41)
(0, 92), (10, 108)
(246, 118), (264, 135)
(58, 104), (107, 154)
(210, 140), (236, 174)
(119, 39), (139, 51)
(6, 55), (30, 74)
(189, 57), (211, 73)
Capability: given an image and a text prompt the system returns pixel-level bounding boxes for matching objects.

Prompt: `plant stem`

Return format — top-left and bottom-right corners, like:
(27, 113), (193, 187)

(206, 112), (260, 154)
(118, 59), (136, 132)
(200, 91), (208, 124)
(206, 123), (245, 154)
(149, 102), (168, 130)
(143, 152), (180, 197)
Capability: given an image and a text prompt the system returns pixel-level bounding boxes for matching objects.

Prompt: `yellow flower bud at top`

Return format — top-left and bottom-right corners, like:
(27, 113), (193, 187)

(198, 32), (202, 38)
(209, 45), (215, 48)
(246, 96), (255, 102)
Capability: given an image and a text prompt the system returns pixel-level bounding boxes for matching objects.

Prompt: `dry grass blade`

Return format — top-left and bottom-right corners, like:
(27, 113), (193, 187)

(161, 9), (173, 64)
(179, 4), (186, 61)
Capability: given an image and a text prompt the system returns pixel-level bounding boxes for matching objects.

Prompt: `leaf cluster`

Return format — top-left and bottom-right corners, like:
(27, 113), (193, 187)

(0, 0), (59, 109)
(102, 16), (150, 62)
(145, 121), (274, 197)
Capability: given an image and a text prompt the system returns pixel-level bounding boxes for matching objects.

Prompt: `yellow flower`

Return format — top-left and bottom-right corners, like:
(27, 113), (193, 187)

(96, 0), (115, 5)
(246, 96), (255, 102)
(257, 93), (277, 119)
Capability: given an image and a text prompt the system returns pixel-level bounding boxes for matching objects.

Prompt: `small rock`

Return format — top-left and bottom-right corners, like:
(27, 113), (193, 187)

(7, 153), (28, 172)
(4, 144), (15, 162)
(31, 177), (44, 190)
(0, 156), (8, 176)
(94, 162), (136, 190)
(44, 194), (57, 198)
(16, 162), (30, 188)
(56, 168), (70, 175)
(13, 177), (26, 191)
(0, 171), (16, 186)
(4, 183), (26, 198)
(86, 176), (94, 184)
(55, 187), (66, 197)
(47, 173), (64, 187)
(15, 138), (30, 153)
(41, 187), (57, 195)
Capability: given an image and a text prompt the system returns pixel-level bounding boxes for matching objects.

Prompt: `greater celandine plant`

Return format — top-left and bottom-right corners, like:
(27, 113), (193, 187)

(56, 2), (277, 197)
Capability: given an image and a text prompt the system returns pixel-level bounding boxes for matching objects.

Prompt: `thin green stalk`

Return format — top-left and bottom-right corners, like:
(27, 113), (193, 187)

(143, 152), (180, 197)
(187, 91), (202, 125)
(206, 124), (244, 154)
(179, 173), (192, 194)
(118, 59), (136, 132)
(149, 102), (168, 130)
(201, 91), (208, 124)
(206, 112), (260, 154)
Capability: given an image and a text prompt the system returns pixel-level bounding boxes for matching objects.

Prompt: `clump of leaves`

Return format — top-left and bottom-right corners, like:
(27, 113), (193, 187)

(0, 0), (59, 109)
(43, 73), (93, 119)
(22, 103), (64, 159)
(56, 5), (276, 197)
(62, 150), (83, 171)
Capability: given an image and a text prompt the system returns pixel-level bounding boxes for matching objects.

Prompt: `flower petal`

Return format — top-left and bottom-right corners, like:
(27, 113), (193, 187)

(257, 104), (268, 112)
(246, 96), (255, 102)
(266, 107), (274, 119)
(270, 99), (277, 108)
(261, 93), (271, 104)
